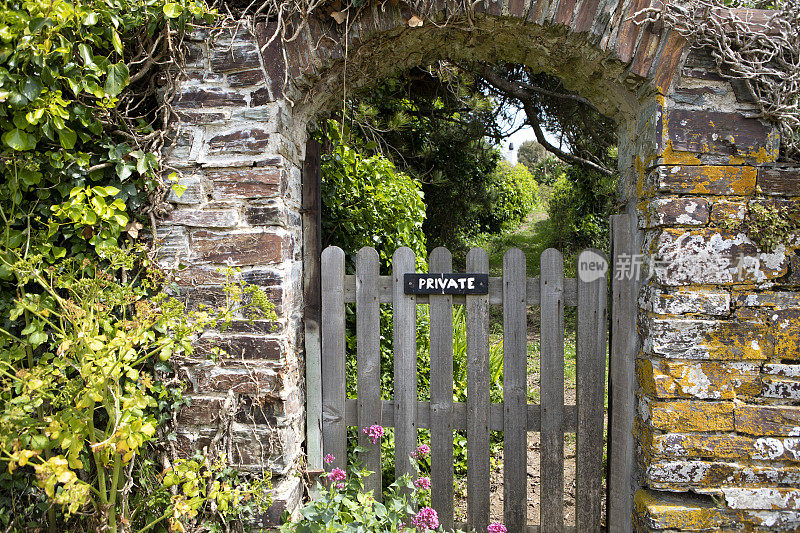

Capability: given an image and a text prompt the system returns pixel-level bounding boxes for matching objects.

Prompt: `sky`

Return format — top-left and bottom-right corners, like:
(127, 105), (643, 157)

(496, 107), (561, 165)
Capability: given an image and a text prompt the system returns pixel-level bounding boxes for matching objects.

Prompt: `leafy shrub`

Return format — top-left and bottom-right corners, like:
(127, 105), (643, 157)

(281, 436), (504, 533)
(545, 165), (616, 254)
(320, 119), (427, 269)
(0, 244), (275, 530)
(480, 161), (539, 234)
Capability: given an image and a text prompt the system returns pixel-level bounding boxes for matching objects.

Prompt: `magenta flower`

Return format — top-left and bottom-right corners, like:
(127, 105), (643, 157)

(328, 467), (346, 482)
(363, 424), (385, 444)
(324, 454), (335, 465)
(411, 443), (430, 458)
(414, 476), (431, 490)
(336, 482), (345, 490)
(410, 507), (439, 530)
(487, 523), (507, 533)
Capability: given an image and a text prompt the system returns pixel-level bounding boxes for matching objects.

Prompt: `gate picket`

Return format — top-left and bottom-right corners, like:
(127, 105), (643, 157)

(429, 247), (455, 530)
(318, 244), (611, 530)
(576, 250), (608, 531)
(540, 248), (565, 532)
(393, 247), (418, 480)
(356, 247), (382, 497)
(503, 248), (527, 531)
(466, 248), (490, 533)
(321, 246), (346, 470)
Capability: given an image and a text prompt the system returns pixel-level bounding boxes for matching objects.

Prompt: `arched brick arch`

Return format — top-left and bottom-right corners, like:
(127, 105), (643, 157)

(159, 3), (797, 531)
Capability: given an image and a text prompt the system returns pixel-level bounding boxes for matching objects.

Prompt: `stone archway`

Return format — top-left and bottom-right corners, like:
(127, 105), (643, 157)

(159, 3), (797, 531)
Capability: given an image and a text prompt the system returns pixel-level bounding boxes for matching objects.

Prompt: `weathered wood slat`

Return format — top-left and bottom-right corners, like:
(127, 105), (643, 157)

(343, 399), (579, 433)
(321, 246), (346, 470)
(429, 248), (454, 530)
(356, 247), (382, 497)
(540, 248), (565, 532)
(608, 215), (638, 533)
(503, 248), (528, 531)
(342, 276), (578, 306)
(466, 248), (491, 533)
(302, 140), (323, 471)
(393, 247), (418, 480)
(576, 250), (608, 532)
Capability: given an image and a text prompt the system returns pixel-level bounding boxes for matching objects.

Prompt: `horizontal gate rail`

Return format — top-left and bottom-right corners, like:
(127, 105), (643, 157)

(340, 274), (579, 306)
(342, 399), (579, 432)
(319, 245), (608, 531)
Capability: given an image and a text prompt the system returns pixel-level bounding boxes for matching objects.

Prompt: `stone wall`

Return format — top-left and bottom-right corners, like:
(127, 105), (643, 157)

(157, 2), (800, 530)
(157, 26), (307, 525)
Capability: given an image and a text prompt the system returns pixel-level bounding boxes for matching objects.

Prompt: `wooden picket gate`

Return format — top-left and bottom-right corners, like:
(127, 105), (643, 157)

(316, 245), (608, 532)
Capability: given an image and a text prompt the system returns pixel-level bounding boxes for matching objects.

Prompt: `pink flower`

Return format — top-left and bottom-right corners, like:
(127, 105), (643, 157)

(362, 424), (385, 444)
(411, 444), (430, 458)
(336, 482), (345, 490)
(324, 454), (335, 465)
(414, 477), (431, 490)
(410, 507), (439, 530)
(328, 467), (346, 482)
(487, 523), (507, 533)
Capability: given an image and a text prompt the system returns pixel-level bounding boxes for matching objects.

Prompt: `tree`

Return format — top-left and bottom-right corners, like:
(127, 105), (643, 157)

(343, 66), (505, 250)
(517, 140), (547, 170)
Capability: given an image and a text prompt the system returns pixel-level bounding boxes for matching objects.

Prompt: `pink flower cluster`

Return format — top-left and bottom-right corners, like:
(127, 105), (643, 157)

(413, 477), (431, 490)
(410, 444), (430, 459)
(363, 424), (385, 444)
(328, 467), (346, 482)
(324, 454), (335, 465)
(487, 523), (507, 533)
(410, 507), (439, 531)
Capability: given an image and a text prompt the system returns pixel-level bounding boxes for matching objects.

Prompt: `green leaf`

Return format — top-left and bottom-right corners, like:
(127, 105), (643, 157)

(78, 43), (94, 66)
(111, 31), (123, 56)
(163, 3), (183, 18)
(21, 77), (44, 101)
(104, 62), (129, 96)
(172, 183), (187, 198)
(29, 331), (48, 347)
(3, 129), (35, 150)
(83, 12), (98, 25)
(57, 128), (77, 149)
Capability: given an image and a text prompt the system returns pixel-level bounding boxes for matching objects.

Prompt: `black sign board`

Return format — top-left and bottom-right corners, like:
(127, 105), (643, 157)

(404, 273), (489, 295)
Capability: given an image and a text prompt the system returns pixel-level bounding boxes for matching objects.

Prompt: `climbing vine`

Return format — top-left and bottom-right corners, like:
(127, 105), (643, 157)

(637, 0), (800, 161)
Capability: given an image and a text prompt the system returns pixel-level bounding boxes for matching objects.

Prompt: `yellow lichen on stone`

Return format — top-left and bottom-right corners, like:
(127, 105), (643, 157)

(638, 359), (761, 400)
(635, 489), (731, 530)
(646, 433), (755, 462)
(662, 141), (703, 165)
(648, 400), (735, 432)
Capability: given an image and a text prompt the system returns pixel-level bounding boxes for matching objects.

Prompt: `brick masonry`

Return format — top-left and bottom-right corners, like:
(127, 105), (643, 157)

(158, 2), (799, 530)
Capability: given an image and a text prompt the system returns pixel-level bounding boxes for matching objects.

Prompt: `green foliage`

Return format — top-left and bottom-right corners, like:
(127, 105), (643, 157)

(0, 246), (275, 530)
(516, 140), (546, 171)
(722, 201), (800, 252)
(0, 0), (287, 530)
(545, 165), (617, 254)
(280, 446), (474, 533)
(480, 160), (539, 234)
(345, 69), (505, 251)
(320, 119), (427, 268)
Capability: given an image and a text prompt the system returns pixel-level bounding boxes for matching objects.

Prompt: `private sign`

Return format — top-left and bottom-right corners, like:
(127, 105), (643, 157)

(404, 273), (489, 295)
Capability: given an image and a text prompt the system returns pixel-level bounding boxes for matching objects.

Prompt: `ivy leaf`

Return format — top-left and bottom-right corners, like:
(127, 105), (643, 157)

(3, 128), (36, 150)
(104, 63), (129, 96)
(163, 3), (182, 18)
(78, 43), (95, 67)
(21, 77), (44, 101)
(58, 128), (77, 149)
(111, 31), (123, 56)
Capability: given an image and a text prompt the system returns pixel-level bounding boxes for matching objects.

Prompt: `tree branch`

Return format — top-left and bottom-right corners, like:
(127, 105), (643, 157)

(478, 66), (615, 176)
